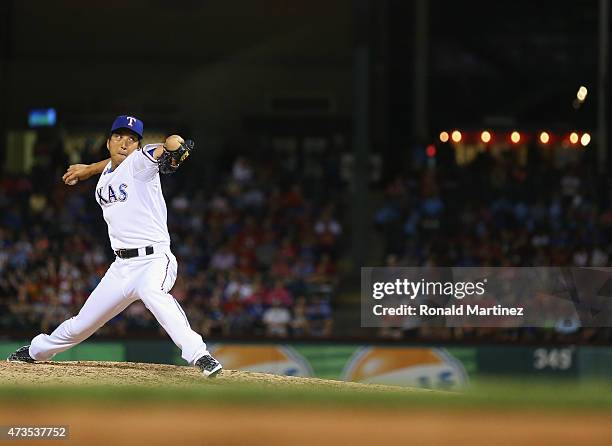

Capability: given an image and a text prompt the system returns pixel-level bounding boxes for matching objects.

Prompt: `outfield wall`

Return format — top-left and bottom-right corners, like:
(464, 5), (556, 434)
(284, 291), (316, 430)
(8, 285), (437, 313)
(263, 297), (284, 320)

(2, 341), (610, 390)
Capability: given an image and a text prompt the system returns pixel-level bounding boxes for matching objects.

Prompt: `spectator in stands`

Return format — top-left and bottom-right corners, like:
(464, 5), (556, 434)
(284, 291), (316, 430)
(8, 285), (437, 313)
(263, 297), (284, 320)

(290, 296), (309, 337)
(262, 299), (291, 337)
(314, 205), (342, 256)
(232, 157), (253, 184)
(305, 295), (333, 337)
(210, 243), (237, 271)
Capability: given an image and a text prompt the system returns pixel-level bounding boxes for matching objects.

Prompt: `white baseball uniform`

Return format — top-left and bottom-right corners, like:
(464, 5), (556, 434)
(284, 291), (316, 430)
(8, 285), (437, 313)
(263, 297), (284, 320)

(29, 145), (210, 364)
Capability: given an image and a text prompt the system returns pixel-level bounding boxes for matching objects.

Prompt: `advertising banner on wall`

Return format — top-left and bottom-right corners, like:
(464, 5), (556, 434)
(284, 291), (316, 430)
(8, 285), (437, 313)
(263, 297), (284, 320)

(209, 344), (470, 389)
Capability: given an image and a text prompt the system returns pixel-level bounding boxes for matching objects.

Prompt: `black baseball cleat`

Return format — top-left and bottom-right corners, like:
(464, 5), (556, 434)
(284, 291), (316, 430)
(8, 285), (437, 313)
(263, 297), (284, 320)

(195, 354), (222, 378)
(7, 345), (35, 363)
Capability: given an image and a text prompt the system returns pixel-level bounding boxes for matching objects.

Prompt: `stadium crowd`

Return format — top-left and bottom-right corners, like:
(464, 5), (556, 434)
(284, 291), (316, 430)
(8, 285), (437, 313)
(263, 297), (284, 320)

(2, 136), (611, 344)
(373, 145), (612, 342)
(0, 139), (337, 339)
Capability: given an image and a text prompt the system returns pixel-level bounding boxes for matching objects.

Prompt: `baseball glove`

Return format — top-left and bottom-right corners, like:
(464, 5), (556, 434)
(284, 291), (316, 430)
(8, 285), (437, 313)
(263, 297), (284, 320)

(159, 139), (194, 174)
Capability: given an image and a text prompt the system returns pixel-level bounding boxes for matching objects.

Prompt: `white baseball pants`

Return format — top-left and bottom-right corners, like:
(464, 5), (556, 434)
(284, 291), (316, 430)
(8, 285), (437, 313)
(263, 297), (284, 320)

(29, 248), (209, 365)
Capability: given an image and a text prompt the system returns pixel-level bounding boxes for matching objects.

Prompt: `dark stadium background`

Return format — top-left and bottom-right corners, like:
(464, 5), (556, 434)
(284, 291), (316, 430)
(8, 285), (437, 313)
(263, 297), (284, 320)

(1, 0), (611, 384)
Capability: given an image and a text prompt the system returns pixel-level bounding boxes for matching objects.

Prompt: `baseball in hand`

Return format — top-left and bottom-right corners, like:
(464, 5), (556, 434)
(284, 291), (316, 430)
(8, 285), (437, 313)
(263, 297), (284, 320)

(67, 179), (78, 186)
(165, 135), (184, 152)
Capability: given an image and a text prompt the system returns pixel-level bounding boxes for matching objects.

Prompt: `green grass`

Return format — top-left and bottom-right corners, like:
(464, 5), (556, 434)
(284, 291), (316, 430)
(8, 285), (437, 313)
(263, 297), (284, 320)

(0, 380), (611, 412)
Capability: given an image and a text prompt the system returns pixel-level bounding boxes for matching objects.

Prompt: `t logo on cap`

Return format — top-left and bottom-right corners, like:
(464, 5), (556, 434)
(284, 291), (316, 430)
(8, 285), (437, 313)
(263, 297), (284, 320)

(110, 115), (144, 140)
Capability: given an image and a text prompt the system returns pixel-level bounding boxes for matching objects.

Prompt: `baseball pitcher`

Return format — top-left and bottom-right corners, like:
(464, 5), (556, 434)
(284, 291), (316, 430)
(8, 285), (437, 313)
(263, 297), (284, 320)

(7, 115), (222, 377)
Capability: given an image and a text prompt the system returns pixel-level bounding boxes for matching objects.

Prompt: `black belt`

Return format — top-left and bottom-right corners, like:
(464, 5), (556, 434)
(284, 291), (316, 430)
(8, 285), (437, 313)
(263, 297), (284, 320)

(115, 246), (154, 259)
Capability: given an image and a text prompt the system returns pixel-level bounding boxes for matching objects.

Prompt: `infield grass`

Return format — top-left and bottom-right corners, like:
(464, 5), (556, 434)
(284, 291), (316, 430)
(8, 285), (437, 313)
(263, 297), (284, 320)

(0, 379), (611, 412)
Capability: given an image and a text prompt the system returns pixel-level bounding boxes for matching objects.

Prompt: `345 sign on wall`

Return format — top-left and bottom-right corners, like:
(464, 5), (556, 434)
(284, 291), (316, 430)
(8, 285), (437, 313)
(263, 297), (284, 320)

(477, 346), (578, 377)
(533, 348), (575, 371)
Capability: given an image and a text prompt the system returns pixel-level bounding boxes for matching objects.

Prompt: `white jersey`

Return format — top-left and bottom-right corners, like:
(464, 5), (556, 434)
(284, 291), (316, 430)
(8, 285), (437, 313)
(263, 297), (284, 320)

(94, 144), (170, 251)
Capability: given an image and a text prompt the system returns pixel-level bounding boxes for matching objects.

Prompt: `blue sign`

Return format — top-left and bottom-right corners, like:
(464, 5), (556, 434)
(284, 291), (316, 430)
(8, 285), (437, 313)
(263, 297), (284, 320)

(28, 108), (56, 127)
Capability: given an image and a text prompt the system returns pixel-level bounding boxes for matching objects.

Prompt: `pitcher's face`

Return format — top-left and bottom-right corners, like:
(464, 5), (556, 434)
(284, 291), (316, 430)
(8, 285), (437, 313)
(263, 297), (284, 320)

(107, 128), (140, 167)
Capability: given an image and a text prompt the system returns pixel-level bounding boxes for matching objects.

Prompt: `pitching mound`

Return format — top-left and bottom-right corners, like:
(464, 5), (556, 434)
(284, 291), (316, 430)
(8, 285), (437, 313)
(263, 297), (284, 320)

(0, 360), (425, 393)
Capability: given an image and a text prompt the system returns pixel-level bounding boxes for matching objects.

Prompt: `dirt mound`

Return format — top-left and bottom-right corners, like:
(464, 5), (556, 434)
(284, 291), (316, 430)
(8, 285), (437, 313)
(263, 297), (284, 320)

(0, 360), (425, 393)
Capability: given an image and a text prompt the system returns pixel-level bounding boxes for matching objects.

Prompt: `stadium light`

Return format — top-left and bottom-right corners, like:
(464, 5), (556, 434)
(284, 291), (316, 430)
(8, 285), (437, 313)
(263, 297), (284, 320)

(580, 133), (591, 146)
(539, 131), (550, 144)
(510, 131), (521, 144)
(480, 130), (492, 143)
(569, 132), (579, 144)
(577, 86), (588, 102)
(451, 130), (462, 143)
(439, 131), (449, 143)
